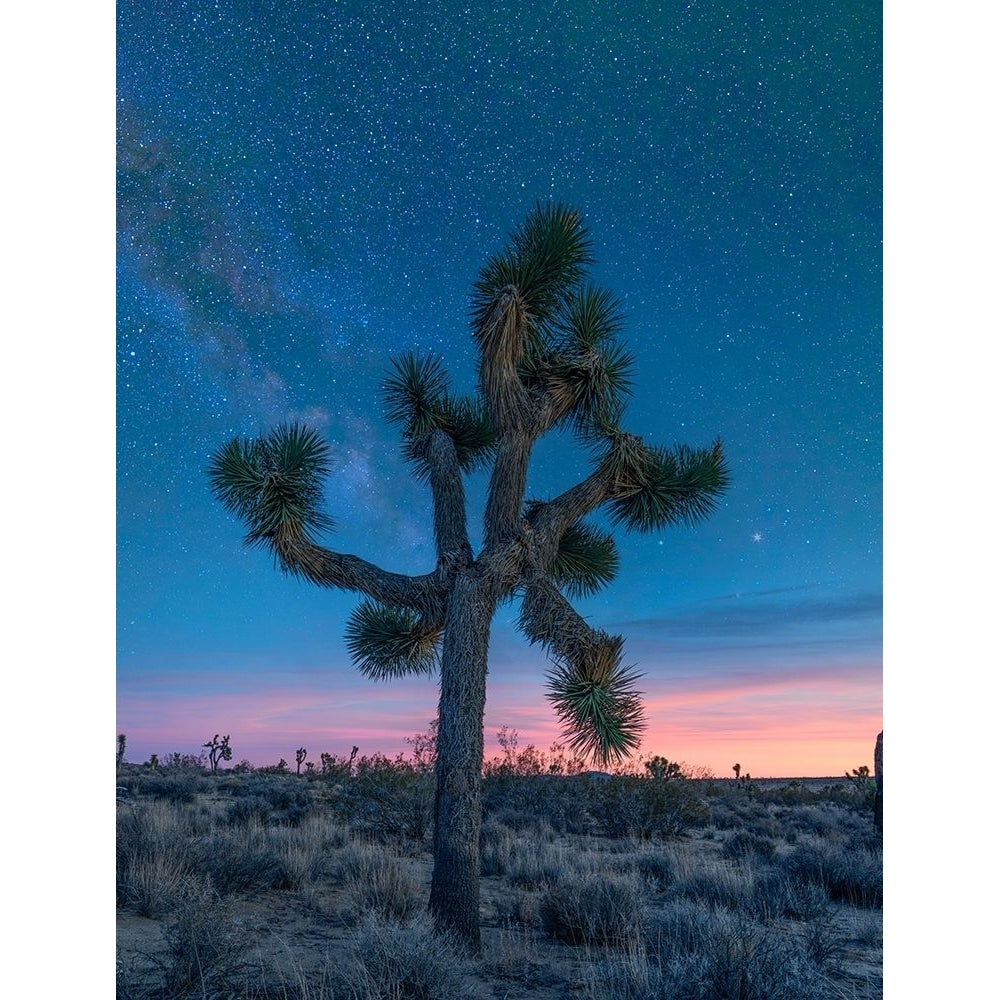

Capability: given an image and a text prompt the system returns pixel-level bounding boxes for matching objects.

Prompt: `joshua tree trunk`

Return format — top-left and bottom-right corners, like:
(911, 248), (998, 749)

(873, 730), (883, 834)
(428, 570), (496, 950)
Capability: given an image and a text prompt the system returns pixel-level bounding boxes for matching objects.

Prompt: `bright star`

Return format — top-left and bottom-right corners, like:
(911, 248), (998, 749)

(751, 532), (762, 543)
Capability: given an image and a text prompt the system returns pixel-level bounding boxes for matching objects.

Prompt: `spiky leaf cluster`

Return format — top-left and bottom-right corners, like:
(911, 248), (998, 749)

(345, 599), (442, 681)
(546, 636), (645, 764)
(382, 353), (495, 476)
(540, 284), (634, 432)
(471, 202), (592, 339)
(548, 520), (620, 599)
(602, 437), (730, 532)
(208, 423), (334, 549)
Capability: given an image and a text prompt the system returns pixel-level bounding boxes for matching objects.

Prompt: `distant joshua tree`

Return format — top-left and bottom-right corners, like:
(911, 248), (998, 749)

(645, 755), (683, 780)
(209, 203), (729, 948)
(732, 762), (741, 781)
(117, 733), (127, 767)
(203, 734), (233, 773)
(296, 746), (307, 774)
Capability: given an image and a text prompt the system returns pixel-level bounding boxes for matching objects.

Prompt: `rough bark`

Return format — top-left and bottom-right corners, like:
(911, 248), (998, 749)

(271, 528), (443, 616)
(873, 730), (883, 834)
(428, 569), (495, 950)
(483, 434), (533, 549)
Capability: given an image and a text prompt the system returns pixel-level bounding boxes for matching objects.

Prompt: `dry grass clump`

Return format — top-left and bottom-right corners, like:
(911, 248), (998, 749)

(586, 901), (831, 1000)
(540, 870), (645, 946)
(672, 862), (771, 917)
(622, 844), (681, 892)
(116, 881), (257, 1000)
(720, 829), (778, 864)
(333, 913), (489, 1000)
(334, 841), (420, 921)
(117, 800), (198, 917)
(478, 816), (516, 876)
(505, 838), (571, 890)
(779, 841), (883, 909)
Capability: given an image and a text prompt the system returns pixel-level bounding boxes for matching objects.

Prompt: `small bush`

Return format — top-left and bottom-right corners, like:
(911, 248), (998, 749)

(641, 904), (828, 1000)
(479, 818), (516, 876)
(824, 845), (882, 908)
(337, 843), (419, 921)
(802, 908), (840, 971)
(128, 771), (203, 804)
(592, 777), (709, 839)
(506, 840), (568, 890)
(617, 846), (679, 893)
(779, 842), (882, 909)
(540, 871), (644, 946)
(157, 883), (253, 999)
(117, 801), (196, 916)
(334, 914), (488, 999)
(721, 830), (778, 864)
(224, 795), (272, 827)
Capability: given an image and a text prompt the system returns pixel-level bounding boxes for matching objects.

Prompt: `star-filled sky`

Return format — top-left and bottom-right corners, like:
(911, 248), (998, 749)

(116, 0), (881, 778)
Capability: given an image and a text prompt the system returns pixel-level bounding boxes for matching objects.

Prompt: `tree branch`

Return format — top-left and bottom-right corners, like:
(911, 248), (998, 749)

(519, 569), (609, 657)
(269, 525), (444, 618)
(525, 463), (615, 568)
(421, 429), (474, 569)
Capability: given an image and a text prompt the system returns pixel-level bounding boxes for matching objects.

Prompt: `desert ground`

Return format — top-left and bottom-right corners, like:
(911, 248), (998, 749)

(116, 756), (882, 999)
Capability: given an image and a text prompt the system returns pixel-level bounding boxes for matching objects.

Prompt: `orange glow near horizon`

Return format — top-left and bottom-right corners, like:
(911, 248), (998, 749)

(118, 658), (882, 778)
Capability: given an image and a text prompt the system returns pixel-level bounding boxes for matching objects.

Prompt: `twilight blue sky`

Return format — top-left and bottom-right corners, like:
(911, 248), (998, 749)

(116, 0), (882, 776)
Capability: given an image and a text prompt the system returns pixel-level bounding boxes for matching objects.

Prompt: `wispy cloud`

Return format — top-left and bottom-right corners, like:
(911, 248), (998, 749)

(609, 587), (882, 639)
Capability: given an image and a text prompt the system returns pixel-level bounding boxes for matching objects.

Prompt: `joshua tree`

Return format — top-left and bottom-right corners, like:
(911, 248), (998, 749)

(208, 203), (729, 948)
(295, 746), (307, 774)
(116, 733), (127, 767)
(203, 733), (233, 773)
(732, 762), (741, 781)
(645, 755), (683, 780)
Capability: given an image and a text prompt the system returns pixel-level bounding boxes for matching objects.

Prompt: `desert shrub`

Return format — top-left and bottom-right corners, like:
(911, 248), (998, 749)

(336, 843), (420, 921)
(224, 794), (272, 827)
(777, 878), (828, 921)
(157, 882), (254, 999)
(233, 776), (320, 826)
(801, 908), (840, 971)
(638, 903), (827, 1000)
(540, 871), (645, 946)
(483, 773), (599, 834)
(505, 839), (569, 890)
(267, 825), (328, 892)
(119, 854), (195, 919)
(672, 866), (754, 913)
(493, 887), (540, 927)
(124, 770), (204, 804)
(671, 863), (791, 921)
(851, 911), (883, 948)
(195, 828), (285, 896)
(334, 914), (488, 999)
(483, 803), (558, 839)
(320, 758), (433, 845)
(707, 796), (783, 836)
(823, 844), (882, 908)
(778, 841), (882, 909)
(479, 817), (516, 876)
(756, 781), (819, 806)
(117, 801), (197, 916)
(615, 846), (679, 893)
(721, 830), (778, 864)
(788, 804), (838, 837)
(592, 777), (709, 839)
